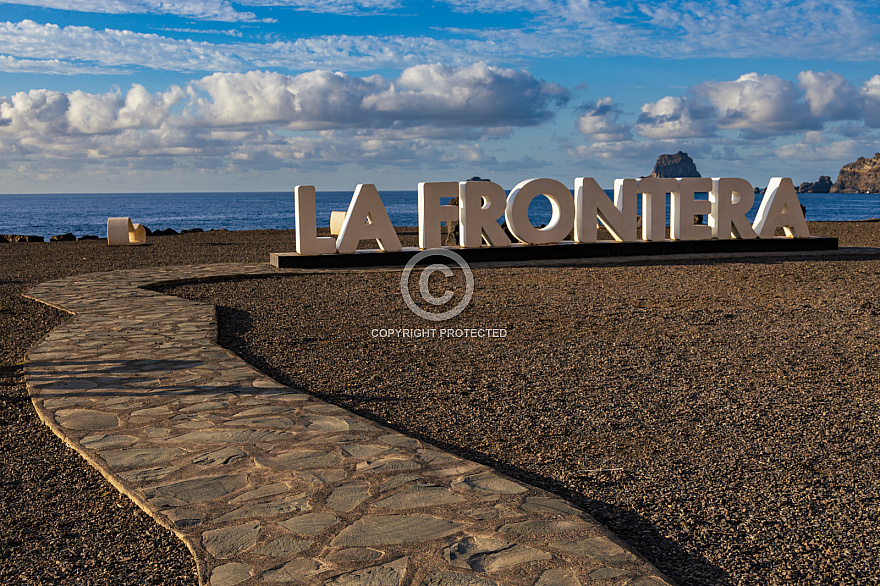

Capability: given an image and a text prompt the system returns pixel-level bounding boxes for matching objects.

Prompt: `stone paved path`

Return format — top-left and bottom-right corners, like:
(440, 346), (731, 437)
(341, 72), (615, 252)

(24, 263), (671, 586)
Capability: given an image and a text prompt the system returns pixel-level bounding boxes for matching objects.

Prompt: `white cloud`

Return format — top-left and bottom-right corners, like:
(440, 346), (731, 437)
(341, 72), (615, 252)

(0, 21), (245, 72)
(0, 0), (406, 20)
(633, 0), (876, 58)
(0, 84), (185, 136)
(3, 1), (879, 79)
(776, 138), (861, 162)
(576, 97), (631, 141)
(185, 64), (567, 130)
(0, 65), (565, 172)
(0, 20), (517, 74)
(797, 71), (862, 121)
(444, 0), (880, 60)
(187, 70), (387, 129)
(634, 71), (880, 141)
(636, 96), (716, 139)
(362, 62), (569, 127)
(569, 139), (663, 161)
(694, 73), (813, 135)
(0, 54), (117, 75)
(0, 0), (422, 23)
(242, 0), (401, 15)
(861, 75), (880, 128)
(0, 0), (262, 22)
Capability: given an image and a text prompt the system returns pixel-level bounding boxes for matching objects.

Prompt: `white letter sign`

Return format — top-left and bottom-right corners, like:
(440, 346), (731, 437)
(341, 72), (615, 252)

(459, 180), (511, 248)
(291, 175), (815, 257)
(671, 178), (712, 240)
(710, 178), (757, 239)
(505, 178), (575, 245)
(336, 184), (402, 253)
(295, 185), (337, 255)
(418, 182), (459, 249)
(753, 177), (810, 238)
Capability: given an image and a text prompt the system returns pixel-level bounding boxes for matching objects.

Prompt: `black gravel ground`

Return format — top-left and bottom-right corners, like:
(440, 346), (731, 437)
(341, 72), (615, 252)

(162, 222), (880, 586)
(0, 229), (298, 586)
(0, 222), (877, 585)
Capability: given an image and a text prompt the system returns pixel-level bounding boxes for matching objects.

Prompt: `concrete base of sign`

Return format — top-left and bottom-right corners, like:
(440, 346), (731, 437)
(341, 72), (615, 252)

(270, 237), (838, 268)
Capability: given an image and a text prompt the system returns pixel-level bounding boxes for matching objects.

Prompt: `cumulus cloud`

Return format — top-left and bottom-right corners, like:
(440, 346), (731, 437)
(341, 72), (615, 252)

(636, 96), (716, 139)
(576, 97), (631, 142)
(186, 64), (568, 130)
(797, 71), (862, 121)
(187, 70), (387, 129)
(634, 71), (880, 141)
(0, 64), (565, 172)
(861, 75), (880, 128)
(693, 73), (813, 135)
(0, 84), (185, 136)
(362, 63), (569, 127)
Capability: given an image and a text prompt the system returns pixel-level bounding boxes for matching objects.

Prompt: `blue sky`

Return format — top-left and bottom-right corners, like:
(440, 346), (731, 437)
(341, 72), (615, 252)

(2, 0), (880, 193)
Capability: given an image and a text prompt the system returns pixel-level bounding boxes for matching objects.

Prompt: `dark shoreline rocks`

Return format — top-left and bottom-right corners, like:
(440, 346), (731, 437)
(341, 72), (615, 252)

(797, 176), (833, 193)
(1, 234), (45, 243)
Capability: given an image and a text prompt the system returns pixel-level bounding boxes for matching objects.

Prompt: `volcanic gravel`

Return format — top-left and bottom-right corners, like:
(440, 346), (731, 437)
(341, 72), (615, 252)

(0, 221), (877, 585)
(162, 222), (880, 586)
(0, 229), (300, 585)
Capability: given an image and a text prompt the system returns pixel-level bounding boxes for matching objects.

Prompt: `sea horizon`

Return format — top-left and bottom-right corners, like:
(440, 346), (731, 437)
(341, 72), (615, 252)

(2, 190), (879, 240)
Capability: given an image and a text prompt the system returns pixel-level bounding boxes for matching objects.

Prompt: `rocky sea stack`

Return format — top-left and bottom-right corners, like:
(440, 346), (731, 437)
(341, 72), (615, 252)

(797, 176), (833, 193)
(831, 153), (880, 193)
(650, 151), (701, 178)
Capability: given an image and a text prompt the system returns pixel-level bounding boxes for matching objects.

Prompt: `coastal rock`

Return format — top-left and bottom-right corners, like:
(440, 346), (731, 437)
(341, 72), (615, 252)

(50, 233), (76, 242)
(152, 228), (179, 236)
(650, 151), (701, 178)
(797, 176), (833, 193)
(1, 234), (45, 242)
(832, 153), (880, 193)
(78, 235), (100, 240)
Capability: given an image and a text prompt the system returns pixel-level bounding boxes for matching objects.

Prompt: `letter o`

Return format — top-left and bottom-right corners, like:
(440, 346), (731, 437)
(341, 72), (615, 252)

(505, 178), (575, 244)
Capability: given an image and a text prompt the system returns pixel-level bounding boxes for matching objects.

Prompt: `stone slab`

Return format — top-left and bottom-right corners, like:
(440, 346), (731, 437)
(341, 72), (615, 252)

(24, 262), (676, 586)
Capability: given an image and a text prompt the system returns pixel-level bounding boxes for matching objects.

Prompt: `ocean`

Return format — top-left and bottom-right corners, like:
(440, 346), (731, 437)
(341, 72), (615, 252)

(1, 190), (879, 240)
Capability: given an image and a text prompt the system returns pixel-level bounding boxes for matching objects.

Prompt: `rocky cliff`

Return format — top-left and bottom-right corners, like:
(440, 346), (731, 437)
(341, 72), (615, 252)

(831, 153), (880, 193)
(797, 176), (833, 193)
(650, 151), (701, 178)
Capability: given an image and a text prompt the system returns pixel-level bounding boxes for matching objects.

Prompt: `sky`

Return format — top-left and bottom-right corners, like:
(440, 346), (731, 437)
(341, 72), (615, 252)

(2, 0), (880, 193)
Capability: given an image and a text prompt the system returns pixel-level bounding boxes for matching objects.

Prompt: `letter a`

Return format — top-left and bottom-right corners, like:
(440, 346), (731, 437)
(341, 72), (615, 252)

(336, 184), (402, 253)
(753, 178), (810, 238)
